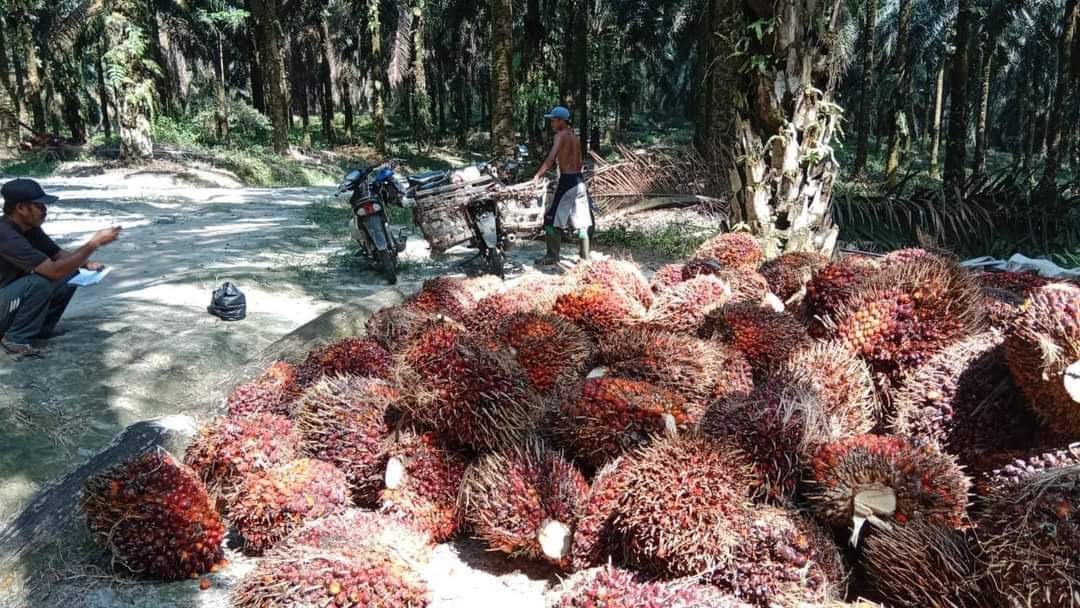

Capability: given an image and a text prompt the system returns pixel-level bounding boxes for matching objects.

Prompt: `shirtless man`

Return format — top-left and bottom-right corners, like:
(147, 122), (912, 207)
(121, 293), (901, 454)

(531, 105), (593, 265)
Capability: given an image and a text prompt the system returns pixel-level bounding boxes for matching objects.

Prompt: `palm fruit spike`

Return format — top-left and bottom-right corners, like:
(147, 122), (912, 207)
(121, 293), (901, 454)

(230, 458), (350, 555)
(979, 466), (1080, 608)
(183, 413), (299, 505)
(649, 263), (686, 293)
(365, 305), (441, 352)
(760, 251), (830, 302)
(804, 258), (876, 336)
(645, 274), (731, 334)
(779, 340), (880, 436)
(395, 319), (542, 451)
(806, 434), (971, 546)
(285, 509), (432, 564)
(505, 269), (577, 313)
(548, 565), (750, 608)
(407, 275), (478, 319)
(889, 331), (1038, 461)
(559, 377), (698, 466)
(460, 274), (504, 300)
(691, 232), (764, 270)
(1005, 283), (1080, 435)
(232, 543), (430, 608)
(553, 284), (646, 336)
(498, 312), (594, 396)
(570, 456), (634, 570)
(977, 270), (1048, 297)
(80, 450), (226, 579)
(226, 361), (301, 417)
(861, 522), (995, 608)
(613, 433), (756, 578)
(292, 376), (400, 505)
(595, 326), (753, 408)
(700, 302), (808, 379)
(711, 506), (844, 607)
(570, 257), (653, 308)
(460, 442), (589, 568)
(463, 291), (532, 336)
(296, 336), (392, 387)
(379, 431), (467, 543)
(983, 286), (1025, 327)
(972, 443), (1080, 497)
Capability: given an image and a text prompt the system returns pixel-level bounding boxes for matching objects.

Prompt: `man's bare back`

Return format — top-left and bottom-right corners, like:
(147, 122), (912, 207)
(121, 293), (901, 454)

(553, 128), (583, 174)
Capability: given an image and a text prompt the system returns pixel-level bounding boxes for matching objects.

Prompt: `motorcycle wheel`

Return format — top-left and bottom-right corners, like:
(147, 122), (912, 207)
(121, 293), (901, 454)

(377, 248), (398, 285)
(484, 247), (506, 279)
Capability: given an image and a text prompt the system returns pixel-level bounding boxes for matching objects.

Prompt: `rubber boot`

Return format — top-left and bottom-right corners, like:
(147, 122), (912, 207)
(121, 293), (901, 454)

(577, 229), (591, 262)
(535, 227), (562, 265)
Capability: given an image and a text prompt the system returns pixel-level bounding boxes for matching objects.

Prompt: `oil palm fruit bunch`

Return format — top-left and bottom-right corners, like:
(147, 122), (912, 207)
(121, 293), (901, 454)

(406, 275), (478, 320)
(463, 291), (533, 336)
(297, 336), (392, 387)
(889, 331), (1036, 461)
(183, 413), (299, 505)
(230, 458), (350, 555)
(1005, 282), (1080, 436)
(779, 341), (880, 436)
(803, 258), (877, 335)
(982, 287), (1025, 327)
(972, 443), (1080, 497)
(365, 305), (443, 352)
(460, 274), (504, 300)
(881, 247), (930, 267)
(226, 361), (302, 417)
(760, 251), (830, 302)
(805, 434), (971, 545)
(691, 267), (771, 306)
(595, 326), (753, 408)
(645, 274), (731, 334)
(979, 465), (1080, 608)
(548, 565), (748, 608)
(710, 506), (844, 607)
(558, 377), (697, 466)
(379, 430), (468, 543)
(504, 269), (577, 313)
(691, 232), (764, 271)
(293, 376), (400, 505)
(650, 263), (686, 293)
(860, 522), (995, 608)
(700, 302), (808, 379)
(612, 433), (755, 579)
(80, 450), (226, 579)
(977, 270), (1048, 298)
(497, 312), (594, 396)
(460, 442), (589, 568)
(570, 257), (653, 308)
(285, 509), (431, 563)
(553, 284), (646, 336)
(570, 456), (634, 571)
(395, 318), (542, 451)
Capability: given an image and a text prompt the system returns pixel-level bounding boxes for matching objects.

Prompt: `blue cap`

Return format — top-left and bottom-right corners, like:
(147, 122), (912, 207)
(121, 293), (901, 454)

(544, 106), (571, 120)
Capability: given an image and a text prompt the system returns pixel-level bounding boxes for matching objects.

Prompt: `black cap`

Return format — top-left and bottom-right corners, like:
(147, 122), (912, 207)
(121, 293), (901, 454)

(2, 179), (59, 210)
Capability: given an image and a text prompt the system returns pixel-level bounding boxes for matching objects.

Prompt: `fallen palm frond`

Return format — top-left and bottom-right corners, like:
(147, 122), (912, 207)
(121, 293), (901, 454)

(587, 145), (730, 218)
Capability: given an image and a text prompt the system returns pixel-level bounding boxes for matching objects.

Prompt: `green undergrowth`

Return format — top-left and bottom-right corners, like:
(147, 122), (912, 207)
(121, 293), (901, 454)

(594, 222), (717, 258)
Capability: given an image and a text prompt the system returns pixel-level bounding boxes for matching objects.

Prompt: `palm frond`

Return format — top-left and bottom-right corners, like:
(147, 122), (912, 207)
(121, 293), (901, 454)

(386, 0), (414, 91)
(48, 0), (106, 53)
(588, 145), (730, 216)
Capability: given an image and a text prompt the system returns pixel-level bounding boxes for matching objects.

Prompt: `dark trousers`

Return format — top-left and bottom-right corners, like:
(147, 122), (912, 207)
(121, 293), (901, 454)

(0, 274), (77, 343)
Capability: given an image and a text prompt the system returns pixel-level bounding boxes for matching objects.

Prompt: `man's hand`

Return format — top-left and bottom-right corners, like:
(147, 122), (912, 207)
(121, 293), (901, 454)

(83, 261), (105, 271)
(90, 226), (122, 248)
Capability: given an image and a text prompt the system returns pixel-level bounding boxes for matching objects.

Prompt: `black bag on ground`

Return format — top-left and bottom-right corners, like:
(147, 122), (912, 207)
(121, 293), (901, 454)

(208, 282), (246, 321)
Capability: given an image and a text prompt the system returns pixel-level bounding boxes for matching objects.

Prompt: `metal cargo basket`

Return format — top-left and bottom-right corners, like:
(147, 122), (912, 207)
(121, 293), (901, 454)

(411, 175), (498, 253)
(495, 179), (548, 237)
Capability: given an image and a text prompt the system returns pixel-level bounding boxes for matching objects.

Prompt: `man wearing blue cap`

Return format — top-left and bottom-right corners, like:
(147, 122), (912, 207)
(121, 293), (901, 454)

(0, 178), (121, 358)
(531, 105), (593, 265)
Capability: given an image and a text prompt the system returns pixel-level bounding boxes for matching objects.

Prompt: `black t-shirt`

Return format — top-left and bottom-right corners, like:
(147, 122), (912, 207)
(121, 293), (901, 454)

(0, 217), (60, 287)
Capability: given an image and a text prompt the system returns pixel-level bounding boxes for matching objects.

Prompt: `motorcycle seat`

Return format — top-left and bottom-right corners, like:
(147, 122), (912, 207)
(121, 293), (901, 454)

(408, 171), (447, 188)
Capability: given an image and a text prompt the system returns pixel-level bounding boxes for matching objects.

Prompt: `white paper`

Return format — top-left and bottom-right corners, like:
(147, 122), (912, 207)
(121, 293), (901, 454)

(68, 267), (112, 287)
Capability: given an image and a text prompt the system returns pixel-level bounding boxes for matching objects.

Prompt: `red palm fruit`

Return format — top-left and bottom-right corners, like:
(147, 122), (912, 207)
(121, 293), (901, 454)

(977, 270), (1049, 297)
(691, 232), (764, 270)
(379, 431), (468, 543)
(232, 543), (430, 608)
(596, 326), (753, 407)
(760, 251), (830, 302)
(649, 263), (687, 293)
(460, 442), (589, 568)
(890, 331), (1039, 462)
(680, 263), (771, 306)
(1005, 283), (1080, 435)
(183, 413), (299, 505)
(806, 434), (971, 545)
(463, 291), (533, 335)
(861, 522), (996, 608)
(553, 284), (646, 336)
(804, 258), (877, 335)
(570, 257), (653, 308)
(700, 302), (808, 379)
(559, 377), (698, 466)
(711, 506), (844, 607)
(226, 361), (301, 417)
(779, 341), (880, 435)
(297, 336), (392, 387)
(549, 565), (748, 608)
(284, 509), (432, 564)
(570, 456), (634, 571)
(979, 466), (1080, 608)
(971, 443), (1080, 498)
(395, 319), (542, 451)
(80, 451), (225, 580)
(406, 275), (478, 319)
(365, 305), (442, 352)
(230, 458), (350, 555)
(645, 274), (731, 334)
(983, 286), (1025, 327)
(497, 312), (594, 396)
(613, 433), (756, 578)
(293, 376), (400, 505)
(881, 247), (930, 267)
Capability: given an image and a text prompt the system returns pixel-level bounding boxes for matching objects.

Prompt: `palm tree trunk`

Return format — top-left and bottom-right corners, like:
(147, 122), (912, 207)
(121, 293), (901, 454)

(249, 32), (266, 114)
(574, 0), (589, 157)
(145, 0), (173, 117)
(96, 42), (112, 140)
(885, 0), (913, 186)
(368, 0), (386, 154)
(412, 0), (432, 149)
(1042, 0), (1080, 185)
(293, 44), (311, 147)
(0, 16), (19, 149)
(250, 0), (290, 153)
(317, 18), (336, 146)
(215, 35), (230, 142)
(692, 0), (738, 165)
(342, 78), (354, 140)
(944, 0), (973, 188)
(18, 15), (47, 134)
(929, 59), (945, 178)
(524, 0), (544, 151)
(105, 0), (155, 159)
(852, 0), (879, 177)
(491, 0), (515, 159)
(972, 42), (993, 175)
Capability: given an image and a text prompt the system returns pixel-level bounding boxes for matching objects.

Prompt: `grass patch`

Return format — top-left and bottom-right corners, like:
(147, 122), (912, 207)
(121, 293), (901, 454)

(594, 222), (717, 258)
(304, 198), (351, 237)
(1, 153), (61, 177)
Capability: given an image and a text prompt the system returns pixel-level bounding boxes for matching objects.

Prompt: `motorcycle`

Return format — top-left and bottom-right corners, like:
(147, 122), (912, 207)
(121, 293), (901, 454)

(335, 166), (408, 285)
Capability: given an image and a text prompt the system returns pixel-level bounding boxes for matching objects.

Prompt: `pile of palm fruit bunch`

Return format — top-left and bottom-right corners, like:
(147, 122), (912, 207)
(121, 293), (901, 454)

(76, 237), (1080, 608)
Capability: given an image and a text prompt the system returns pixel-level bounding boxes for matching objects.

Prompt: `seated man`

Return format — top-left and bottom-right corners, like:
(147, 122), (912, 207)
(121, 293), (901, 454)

(0, 178), (121, 358)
